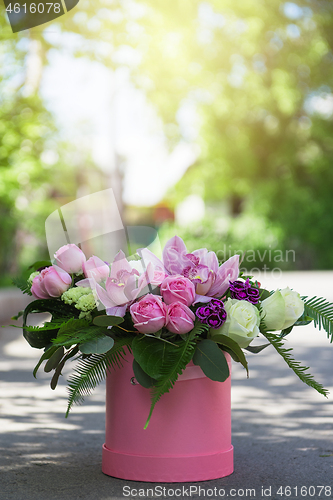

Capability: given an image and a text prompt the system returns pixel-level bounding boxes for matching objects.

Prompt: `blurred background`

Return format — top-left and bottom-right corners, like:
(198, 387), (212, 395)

(1, 0), (333, 287)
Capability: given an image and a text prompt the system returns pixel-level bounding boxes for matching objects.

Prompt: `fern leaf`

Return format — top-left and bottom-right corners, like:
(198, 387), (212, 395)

(23, 322), (65, 332)
(303, 296), (333, 343)
(144, 322), (208, 428)
(65, 337), (133, 417)
(12, 276), (32, 295)
(262, 330), (329, 398)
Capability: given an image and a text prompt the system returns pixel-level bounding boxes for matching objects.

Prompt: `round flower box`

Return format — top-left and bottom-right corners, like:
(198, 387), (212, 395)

(102, 353), (233, 483)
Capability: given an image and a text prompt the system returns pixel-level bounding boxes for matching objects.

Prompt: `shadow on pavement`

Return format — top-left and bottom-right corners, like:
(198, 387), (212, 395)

(1, 316), (333, 500)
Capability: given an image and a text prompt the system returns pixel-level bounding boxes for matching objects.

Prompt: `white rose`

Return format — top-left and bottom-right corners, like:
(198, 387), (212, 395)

(280, 287), (304, 329)
(217, 298), (260, 348)
(261, 290), (286, 331)
(261, 288), (304, 331)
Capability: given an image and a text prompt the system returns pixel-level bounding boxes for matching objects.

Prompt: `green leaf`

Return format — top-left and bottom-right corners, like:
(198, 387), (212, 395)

(143, 332), (178, 346)
(294, 315), (313, 326)
(22, 299), (79, 349)
(303, 296), (333, 343)
(50, 346), (79, 390)
(44, 346), (65, 373)
(33, 345), (59, 378)
(259, 288), (271, 300)
(23, 321), (65, 332)
(11, 310), (24, 321)
(193, 339), (230, 382)
(245, 343), (271, 354)
(53, 319), (108, 348)
(28, 260), (52, 271)
(209, 332), (248, 376)
(93, 315), (124, 327)
(280, 325), (293, 338)
(80, 335), (114, 354)
(132, 359), (156, 388)
(132, 335), (180, 380)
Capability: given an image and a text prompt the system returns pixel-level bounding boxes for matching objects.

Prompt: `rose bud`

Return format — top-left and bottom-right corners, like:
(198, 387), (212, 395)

(31, 265), (72, 299)
(54, 244), (86, 274)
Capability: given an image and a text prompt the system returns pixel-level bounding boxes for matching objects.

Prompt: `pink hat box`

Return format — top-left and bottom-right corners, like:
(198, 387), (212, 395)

(102, 352), (233, 482)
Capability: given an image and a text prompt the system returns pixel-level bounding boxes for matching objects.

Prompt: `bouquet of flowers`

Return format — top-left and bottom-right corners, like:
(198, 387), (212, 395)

(13, 236), (333, 428)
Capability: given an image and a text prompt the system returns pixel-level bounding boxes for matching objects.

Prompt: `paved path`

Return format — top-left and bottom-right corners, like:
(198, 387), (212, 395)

(0, 273), (332, 500)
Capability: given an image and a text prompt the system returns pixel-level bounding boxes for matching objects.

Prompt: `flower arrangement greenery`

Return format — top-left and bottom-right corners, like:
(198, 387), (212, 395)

(13, 236), (333, 428)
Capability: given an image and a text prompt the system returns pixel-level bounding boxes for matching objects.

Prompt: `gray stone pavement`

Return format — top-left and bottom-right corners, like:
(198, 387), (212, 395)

(0, 273), (333, 500)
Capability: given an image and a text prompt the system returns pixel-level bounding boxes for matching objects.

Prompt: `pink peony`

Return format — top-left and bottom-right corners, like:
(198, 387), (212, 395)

(31, 265), (72, 299)
(130, 294), (167, 334)
(83, 256), (109, 282)
(54, 244), (86, 274)
(166, 302), (195, 335)
(160, 275), (195, 307)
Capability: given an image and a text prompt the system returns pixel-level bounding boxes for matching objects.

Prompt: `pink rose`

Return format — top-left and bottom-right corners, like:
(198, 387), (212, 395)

(83, 256), (109, 282)
(54, 244), (86, 274)
(166, 302), (195, 335)
(31, 265), (72, 299)
(130, 294), (167, 334)
(161, 275), (195, 306)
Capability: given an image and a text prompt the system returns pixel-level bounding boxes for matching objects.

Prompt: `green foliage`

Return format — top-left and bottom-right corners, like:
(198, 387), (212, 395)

(50, 346), (80, 391)
(209, 332), (249, 375)
(262, 330), (329, 398)
(23, 321), (65, 332)
(132, 334), (182, 379)
(93, 315), (125, 327)
(44, 346), (65, 373)
(22, 299), (79, 349)
(12, 276), (32, 296)
(245, 343), (271, 354)
(53, 318), (107, 348)
(1, 0), (333, 272)
(0, 6), (100, 285)
(279, 325), (294, 339)
(33, 345), (59, 378)
(136, 0), (333, 269)
(28, 261), (52, 271)
(303, 296), (333, 343)
(193, 339), (230, 382)
(80, 336), (114, 354)
(132, 359), (157, 389)
(143, 322), (207, 429)
(65, 337), (133, 417)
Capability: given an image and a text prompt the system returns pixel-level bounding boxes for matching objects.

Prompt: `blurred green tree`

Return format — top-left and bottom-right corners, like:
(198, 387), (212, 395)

(0, 11), (100, 284)
(134, 0), (333, 268)
(2, 0), (333, 272)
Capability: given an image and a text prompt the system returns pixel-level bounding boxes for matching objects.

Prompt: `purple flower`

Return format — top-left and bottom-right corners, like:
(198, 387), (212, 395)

(196, 306), (212, 320)
(209, 309), (227, 328)
(195, 299), (227, 329)
(229, 279), (260, 304)
(209, 299), (224, 312)
(247, 287), (260, 304)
